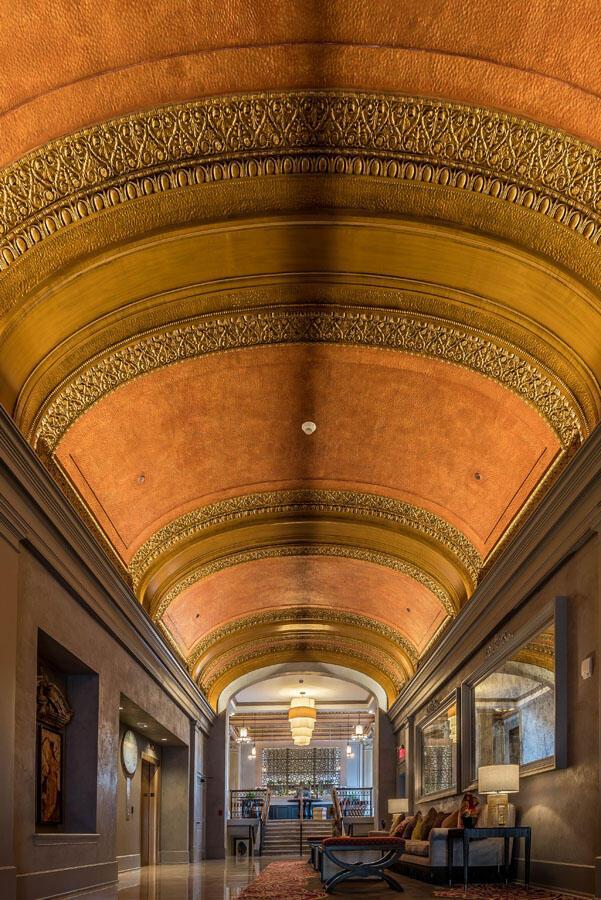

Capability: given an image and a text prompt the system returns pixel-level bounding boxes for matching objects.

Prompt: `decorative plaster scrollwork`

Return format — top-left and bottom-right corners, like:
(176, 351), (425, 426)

(129, 485), (479, 598)
(34, 307), (583, 456)
(154, 542), (456, 621)
(1, 92), (600, 275)
(485, 631), (514, 657)
(186, 605), (421, 672)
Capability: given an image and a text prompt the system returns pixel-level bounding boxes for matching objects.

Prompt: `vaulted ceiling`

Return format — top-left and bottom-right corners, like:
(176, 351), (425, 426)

(1, 1), (600, 708)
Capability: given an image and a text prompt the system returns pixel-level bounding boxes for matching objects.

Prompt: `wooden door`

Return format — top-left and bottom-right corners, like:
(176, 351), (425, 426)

(141, 759), (159, 866)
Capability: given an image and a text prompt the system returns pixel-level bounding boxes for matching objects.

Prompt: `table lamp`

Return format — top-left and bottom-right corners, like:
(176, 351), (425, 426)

(478, 764), (519, 825)
(387, 797), (409, 829)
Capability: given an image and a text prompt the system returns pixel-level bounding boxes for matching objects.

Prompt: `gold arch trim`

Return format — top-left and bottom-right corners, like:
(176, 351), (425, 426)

(195, 631), (408, 707)
(130, 487), (480, 596)
(187, 606), (421, 671)
(156, 541), (456, 622)
(1, 91), (600, 279)
(33, 306), (584, 456)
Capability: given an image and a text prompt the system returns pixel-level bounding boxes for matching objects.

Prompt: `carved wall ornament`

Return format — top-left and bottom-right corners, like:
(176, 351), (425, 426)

(33, 307), (584, 457)
(186, 605), (422, 672)
(36, 674), (73, 728)
(1, 91), (600, 278)
(154, 541), (456, 622)
(485, 631), (514, 657)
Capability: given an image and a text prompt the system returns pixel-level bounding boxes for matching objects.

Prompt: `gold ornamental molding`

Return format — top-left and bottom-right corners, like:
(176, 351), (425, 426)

(195, 631), (408, 706)
(153, 542), (457, 622)
(129, 486), (481, 593)
(1, 91), (600, 278)
(32, 306), (585, 456)
(187, 606), (421, 671)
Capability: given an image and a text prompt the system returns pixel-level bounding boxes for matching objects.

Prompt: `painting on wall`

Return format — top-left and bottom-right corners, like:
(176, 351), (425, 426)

(38, 724), (63, 824)
(36, 671), (73, 827)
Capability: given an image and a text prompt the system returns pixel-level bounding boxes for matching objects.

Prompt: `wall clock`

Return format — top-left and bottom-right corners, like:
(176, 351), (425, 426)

(122, 729), (139, 776)
(121, 729), (138, 819)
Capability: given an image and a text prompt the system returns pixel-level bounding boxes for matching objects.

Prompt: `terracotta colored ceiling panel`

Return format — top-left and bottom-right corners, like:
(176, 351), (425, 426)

(2, 0), (600, 165)
(162, 554), (448, 657)
(55, 344), (559, 560)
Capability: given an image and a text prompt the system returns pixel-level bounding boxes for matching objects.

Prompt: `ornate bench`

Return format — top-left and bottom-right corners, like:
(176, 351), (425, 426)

(319, 836), (405, 893)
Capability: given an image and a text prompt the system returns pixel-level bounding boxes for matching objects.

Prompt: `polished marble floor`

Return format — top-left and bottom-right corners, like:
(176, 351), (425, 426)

(78, 858), (436, 899)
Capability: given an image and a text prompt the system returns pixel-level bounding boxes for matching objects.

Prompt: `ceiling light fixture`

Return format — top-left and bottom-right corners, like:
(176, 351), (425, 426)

(289, 693), (316, 746)
(301, 421), (316, 435)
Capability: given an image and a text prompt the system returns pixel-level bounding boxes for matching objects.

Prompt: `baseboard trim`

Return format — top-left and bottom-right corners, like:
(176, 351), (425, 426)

(0, 865), (17, 900)
(116, 853), (141, 873)
(16, 860), (117, 900)
(517, 856), (595, 895)
(159, 850), (189, 865)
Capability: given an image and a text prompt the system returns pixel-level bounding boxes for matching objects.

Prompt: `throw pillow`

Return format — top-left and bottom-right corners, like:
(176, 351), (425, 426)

(420, 806), (439, 841)
(389, 813), (404, 834)
(401, 815), (417, 838)
(433, 810), (447, 828)
(411, 810), (425, 840)
(441, 808), (459, 828)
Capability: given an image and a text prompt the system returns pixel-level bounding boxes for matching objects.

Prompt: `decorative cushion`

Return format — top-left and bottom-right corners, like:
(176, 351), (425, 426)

(393, 820), (408, 836)
(420, 807), (439, 841)
(411, 811), (425, 840)
(389, 813), (405, 834)
(441, 808), (459, 828)
(400, 816), (417, 838)
(433, 811), (447, 829)
(323, 836), (403, 847)
(404, 839), (430, 857)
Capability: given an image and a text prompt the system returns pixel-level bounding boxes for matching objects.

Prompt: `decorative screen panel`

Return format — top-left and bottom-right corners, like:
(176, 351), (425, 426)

(262, 747), (341, 790)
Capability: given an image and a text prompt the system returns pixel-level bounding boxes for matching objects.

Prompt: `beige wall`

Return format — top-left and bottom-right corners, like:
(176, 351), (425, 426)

(409, 537), (599, 893)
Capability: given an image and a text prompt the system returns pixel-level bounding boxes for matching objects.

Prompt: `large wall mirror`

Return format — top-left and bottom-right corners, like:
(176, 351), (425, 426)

(417, 694), (459, 799)
(473, 622), (555, 776)
(467, 596), (566, 784)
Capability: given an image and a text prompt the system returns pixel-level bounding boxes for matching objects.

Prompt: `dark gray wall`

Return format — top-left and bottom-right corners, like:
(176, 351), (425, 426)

(205, 711), (227, 859)
(409, 538), (599, 894)
(377, 710), (396, 829)
(160, 745), (189, 863)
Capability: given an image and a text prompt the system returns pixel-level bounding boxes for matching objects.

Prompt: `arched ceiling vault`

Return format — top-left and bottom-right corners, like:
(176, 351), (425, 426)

(1, 4), (600, 707)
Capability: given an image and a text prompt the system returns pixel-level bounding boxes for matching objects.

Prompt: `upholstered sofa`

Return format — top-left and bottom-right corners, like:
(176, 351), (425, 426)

(398, 803), (516, 882)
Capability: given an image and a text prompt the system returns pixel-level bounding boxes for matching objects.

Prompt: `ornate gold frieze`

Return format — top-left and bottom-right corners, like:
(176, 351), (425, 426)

(154, 542), (456, 622)
(186, 606), (422, 672)
(196, 632), (407, 698)
(33, 306), (584, 456)
(1, 92), (600, 277)
(129, 485), (481, 590)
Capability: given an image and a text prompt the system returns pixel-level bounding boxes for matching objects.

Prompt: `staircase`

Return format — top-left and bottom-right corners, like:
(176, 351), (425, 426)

(262, 818), (332, 856)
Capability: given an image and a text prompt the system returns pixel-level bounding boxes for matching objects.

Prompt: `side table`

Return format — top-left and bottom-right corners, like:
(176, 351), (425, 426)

(447, 826), (531, 890)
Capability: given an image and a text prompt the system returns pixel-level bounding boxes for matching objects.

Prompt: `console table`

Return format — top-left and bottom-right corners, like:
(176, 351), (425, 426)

(447, 826), (531, 889)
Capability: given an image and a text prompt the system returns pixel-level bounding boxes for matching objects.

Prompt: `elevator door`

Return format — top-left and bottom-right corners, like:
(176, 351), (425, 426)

(141, 759), (159, 866)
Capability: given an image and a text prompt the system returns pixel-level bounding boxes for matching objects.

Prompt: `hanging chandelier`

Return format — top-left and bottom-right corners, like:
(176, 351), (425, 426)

(236, 722), (252, 744)
(288, 694), (316, 746)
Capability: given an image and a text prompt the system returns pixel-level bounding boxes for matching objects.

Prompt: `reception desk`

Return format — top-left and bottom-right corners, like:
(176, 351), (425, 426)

(268, 797), (332, 820)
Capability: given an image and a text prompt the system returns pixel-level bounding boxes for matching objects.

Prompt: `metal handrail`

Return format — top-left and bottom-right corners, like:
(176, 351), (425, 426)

(337, 787), (373, 817)
(259, 789), (271, 855)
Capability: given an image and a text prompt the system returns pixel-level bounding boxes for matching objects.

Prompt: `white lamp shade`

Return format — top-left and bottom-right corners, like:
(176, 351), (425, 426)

(388, 798), (410, 814)
(290, 717), (315, 731)
(478, 764), (520, 794)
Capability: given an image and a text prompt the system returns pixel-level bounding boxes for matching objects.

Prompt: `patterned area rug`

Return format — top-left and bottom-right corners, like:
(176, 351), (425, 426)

(238, 860), (327, 899)
(434, 887), (582, 900)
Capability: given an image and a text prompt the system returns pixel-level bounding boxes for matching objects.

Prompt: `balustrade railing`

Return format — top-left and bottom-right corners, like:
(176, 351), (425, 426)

(230, 789), (268, 819)
(336, 787), (373, 817)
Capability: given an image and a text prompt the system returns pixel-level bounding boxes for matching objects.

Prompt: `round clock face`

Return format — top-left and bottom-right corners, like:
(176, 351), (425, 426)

(122, 729), (139, 777)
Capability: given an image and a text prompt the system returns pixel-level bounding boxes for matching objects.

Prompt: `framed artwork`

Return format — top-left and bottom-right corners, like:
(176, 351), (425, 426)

(37, 724), (63, 825)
